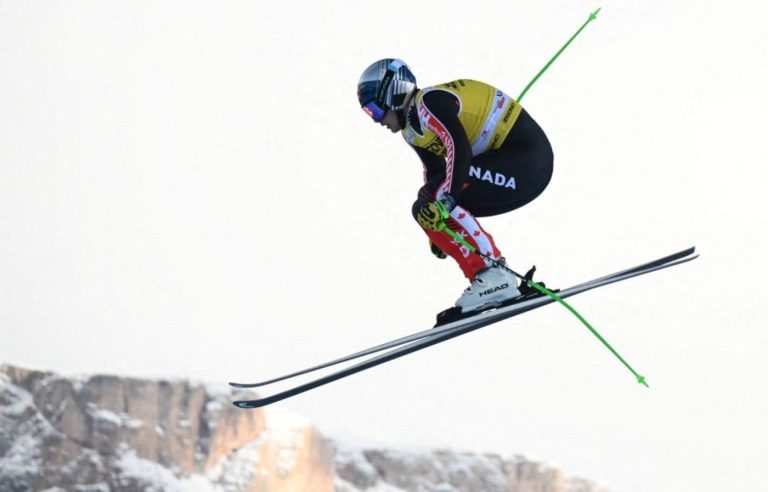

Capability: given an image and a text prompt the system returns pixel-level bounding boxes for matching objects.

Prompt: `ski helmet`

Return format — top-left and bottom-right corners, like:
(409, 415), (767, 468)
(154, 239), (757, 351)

(357, 59), (417, 122)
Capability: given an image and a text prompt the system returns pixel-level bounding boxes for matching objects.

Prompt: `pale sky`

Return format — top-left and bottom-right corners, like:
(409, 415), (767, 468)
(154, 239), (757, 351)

(2, 1), (767, 491)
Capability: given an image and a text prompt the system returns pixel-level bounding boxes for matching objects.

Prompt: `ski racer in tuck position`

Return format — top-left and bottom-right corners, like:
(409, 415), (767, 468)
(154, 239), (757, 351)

(357, 59), (554, 316)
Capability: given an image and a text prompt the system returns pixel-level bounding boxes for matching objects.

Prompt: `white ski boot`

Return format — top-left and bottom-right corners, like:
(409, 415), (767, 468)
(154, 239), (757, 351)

(455, 260), (521, 313)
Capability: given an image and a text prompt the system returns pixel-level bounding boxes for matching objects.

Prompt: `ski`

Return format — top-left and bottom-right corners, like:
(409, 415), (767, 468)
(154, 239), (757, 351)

(231, 247), (697, 408)
(229, 247), (696, 389)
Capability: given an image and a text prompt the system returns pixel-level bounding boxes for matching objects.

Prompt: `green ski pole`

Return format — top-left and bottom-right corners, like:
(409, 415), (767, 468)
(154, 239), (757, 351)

(432, 8), (646, 386)
(517, 7), (602, 102)
(434, 213), (648, 388)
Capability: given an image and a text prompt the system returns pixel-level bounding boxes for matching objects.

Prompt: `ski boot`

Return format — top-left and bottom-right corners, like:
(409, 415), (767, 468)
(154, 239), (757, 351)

(434, 263), (555, 327)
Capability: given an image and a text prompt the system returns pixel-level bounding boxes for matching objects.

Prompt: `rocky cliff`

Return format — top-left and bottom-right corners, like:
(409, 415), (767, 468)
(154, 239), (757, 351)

(0, 364), (608, 492)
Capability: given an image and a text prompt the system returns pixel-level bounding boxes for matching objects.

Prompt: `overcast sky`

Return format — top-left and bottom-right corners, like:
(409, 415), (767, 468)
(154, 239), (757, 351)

(2, 1), (767, 490)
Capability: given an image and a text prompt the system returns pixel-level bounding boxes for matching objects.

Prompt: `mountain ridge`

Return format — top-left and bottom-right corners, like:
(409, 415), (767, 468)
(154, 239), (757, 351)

(0, 363), (608, 492)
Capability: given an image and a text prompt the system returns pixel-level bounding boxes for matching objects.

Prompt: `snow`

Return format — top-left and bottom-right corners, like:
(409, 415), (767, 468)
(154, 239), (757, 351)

(90, 407), (123, 427)
(84, 403), (145, 431)
(335, 477), (409, 492)
(0, 381), (48, 480)
(116, 445), (220, 492)
(206, 437), (263, 492)
(0, 433), (42, 476)
(334, 442), (380, 481)
(333, 440), (554, 492)
(116, 438), (268, 492)
(191, 404), (317, 490)
(205, 400), (223, 413)
(68, 373), (90, 393)
(204, 399), (223, 429)
(0, 378), (33, 417)
(3, 366), (599, 492)
(262, 407), (310, 477)
(73, 483), (111, 492)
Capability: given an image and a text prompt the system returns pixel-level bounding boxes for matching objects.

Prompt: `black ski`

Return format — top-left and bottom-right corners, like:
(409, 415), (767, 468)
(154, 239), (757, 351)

(231, 247), (697, 408)
(230, 246), (695, 390)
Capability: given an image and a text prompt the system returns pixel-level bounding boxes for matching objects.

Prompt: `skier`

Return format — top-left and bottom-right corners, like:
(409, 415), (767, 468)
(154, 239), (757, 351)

(357, 58), (554, 315)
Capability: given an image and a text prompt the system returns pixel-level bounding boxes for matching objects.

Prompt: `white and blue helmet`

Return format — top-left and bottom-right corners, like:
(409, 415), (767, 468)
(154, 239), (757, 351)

(357, 59), (417, 122)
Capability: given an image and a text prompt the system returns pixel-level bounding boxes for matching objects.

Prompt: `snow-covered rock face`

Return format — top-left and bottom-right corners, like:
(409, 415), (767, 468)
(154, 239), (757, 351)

(0, 364), (606, 492)
(0, 364), (334, 492)
(333, 444), (609, 492)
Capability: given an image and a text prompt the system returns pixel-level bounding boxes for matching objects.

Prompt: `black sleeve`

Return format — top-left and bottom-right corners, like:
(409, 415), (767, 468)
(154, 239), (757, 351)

(419, 90), (473, 201)
(410, 144), (445, 182)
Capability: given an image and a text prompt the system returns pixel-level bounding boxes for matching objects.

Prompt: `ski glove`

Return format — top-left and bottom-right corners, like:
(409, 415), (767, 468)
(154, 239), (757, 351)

(416, 194), (456, 231)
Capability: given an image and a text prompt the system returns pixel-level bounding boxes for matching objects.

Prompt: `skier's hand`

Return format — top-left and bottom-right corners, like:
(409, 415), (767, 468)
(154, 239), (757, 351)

(417, 202), (445, 230)
(430, 240), (447, 259)
(416, 195), (455, 231)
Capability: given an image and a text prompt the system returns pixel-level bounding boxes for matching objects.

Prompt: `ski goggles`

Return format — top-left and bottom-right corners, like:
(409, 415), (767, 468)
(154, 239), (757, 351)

(361, 100), (387, 122)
